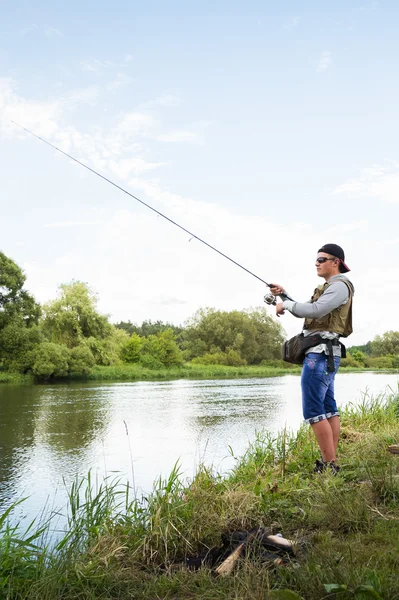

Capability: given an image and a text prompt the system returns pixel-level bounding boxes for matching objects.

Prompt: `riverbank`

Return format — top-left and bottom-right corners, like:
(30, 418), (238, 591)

(2, 390), (398, 599)
(88, 362), (302, 380)
(2, 362), (396, 385)
(0, 363), (301, 384)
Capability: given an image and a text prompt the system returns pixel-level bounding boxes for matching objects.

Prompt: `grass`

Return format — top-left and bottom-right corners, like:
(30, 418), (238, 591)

(87, 362), (398, 381)
(0, 371), (32, 384)
(0, 362), (301, 386)
(1, 361), (395, 386)
(87, 362), (302, 381)
(1, 390), (399, 599)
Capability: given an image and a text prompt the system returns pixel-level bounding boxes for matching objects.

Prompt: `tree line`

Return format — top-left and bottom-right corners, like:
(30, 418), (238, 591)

(1, 251), (398, 380)
(346, 332), (399, 369)
(0, 252), (285, 380)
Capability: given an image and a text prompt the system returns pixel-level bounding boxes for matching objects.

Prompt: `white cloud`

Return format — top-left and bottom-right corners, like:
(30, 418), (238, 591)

(283, 16), (300, 29)
(317, 51), (332, 73)
(324, 220), (368, 235)
(63, 86), (100, 108)
(157, 130), (203, 143)
(20, 24), (39, 36)
(333, 164), (399, 204)
(43, 221), (102, 228)
(106, 73), (132, 91)
(1, 79), (204, 169)
(0, 78), (61, 138)
(379, 237), (399, 246)
(115, 111), (157, 136)
(80, 59), (115, 73)
(44, 27), (63, 37)
(108, 158), (166, 178)
(152, 94), (183, 107)
(19, 24), (63, 37)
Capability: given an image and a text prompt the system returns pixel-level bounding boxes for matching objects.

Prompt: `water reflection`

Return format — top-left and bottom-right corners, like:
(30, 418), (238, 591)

(0, 383), (111, 520)
(0, 386), (40, 503)
(33, 387), (111, 453)
(0, 373), (397, 528)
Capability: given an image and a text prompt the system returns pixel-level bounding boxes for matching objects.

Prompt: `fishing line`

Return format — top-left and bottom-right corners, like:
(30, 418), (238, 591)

(11, 120), (290, 298)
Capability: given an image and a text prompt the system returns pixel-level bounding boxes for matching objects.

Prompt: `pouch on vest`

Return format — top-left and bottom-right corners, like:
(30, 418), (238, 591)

(282, 333), (323, 365)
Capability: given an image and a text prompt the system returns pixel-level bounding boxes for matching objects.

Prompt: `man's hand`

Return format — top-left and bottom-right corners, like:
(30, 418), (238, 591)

(269, 284), (285, 296)
(276, 302), (285, 317)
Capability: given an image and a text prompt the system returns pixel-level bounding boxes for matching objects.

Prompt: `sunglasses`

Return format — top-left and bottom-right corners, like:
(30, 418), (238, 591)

(316, 257), (336, 264)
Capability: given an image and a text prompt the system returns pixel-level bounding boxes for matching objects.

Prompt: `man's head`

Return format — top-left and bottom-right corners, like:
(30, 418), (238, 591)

(316, 244), (350, 279)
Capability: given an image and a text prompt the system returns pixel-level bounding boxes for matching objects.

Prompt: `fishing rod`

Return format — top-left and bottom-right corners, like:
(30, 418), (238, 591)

(11, 120), (293, 305)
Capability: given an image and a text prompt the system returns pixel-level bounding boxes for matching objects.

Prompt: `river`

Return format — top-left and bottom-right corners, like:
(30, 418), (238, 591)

(0, 372), (397, 529)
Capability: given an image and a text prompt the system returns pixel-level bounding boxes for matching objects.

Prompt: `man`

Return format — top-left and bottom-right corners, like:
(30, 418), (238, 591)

(270, 243), (354, 474)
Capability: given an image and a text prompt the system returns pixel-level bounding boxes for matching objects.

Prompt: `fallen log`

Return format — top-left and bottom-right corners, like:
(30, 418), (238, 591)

(261, 533), (295, 552)
(215, 528), (295, 577)
(215, 530), (257, 577)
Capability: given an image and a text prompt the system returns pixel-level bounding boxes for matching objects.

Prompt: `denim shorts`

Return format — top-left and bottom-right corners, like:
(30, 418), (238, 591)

(301, 352), (340, 424)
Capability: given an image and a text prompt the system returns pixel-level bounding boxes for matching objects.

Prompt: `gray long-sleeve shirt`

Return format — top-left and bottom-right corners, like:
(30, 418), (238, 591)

(282, 275), (354, 356)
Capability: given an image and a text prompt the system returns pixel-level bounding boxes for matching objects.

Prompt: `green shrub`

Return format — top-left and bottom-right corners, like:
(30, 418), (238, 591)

(0, 320), (42, 372)
(181, 307), (284, 363)
(84, 327), (127, 366)
(340, 354), (362, 368)
(30, 342), (70, 380)
(120, 333), (143, 363)
(68, 345), (95, 376)
(141, 329), (183, 367)
(191, 349), (247, 366)
(139, 353), (164, 370)
(352, 350), (366, 364)
(365, 356), (394, 369)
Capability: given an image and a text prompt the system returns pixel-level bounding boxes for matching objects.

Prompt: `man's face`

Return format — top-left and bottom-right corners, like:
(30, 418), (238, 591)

(315, 253), (339, 278)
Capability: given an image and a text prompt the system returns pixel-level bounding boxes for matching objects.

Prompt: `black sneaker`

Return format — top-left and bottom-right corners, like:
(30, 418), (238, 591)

(328, 461), (341, 475)
(314, 459), (341, 475)
(314, 459), (326, 473)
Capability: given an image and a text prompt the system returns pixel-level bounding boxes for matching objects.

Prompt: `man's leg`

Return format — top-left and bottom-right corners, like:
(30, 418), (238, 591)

(324, 356), (341, 457)
(327, 415), (340, 455)
(311, 419), (336, 462)
(302, 353), (340, 465)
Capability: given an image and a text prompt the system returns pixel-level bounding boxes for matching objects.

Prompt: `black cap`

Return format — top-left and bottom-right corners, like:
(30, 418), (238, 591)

(318, 243), (350, 273)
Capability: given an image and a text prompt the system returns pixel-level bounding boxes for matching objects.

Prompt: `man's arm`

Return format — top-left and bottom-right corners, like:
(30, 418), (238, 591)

(282, 281), (349, 318)
(268, 284), (296, 302)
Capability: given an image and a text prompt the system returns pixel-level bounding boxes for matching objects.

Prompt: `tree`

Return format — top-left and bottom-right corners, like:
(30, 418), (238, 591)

(114, 320), (136, 336)
(351, 350), (366, 364)
(30, 342), (70, 380)
(141, 329), (183, 367)
(42, 281), (112, 348)
(120, 333), (143, 363)
(0, 252), (41, 370)
(115, 319), (183, 339)
(69, 345), (95, 376)
(41, 281), (127, 365)
(246, 308), (286, 363)
(83, 328), (128, 366)
(347, 341), (373, 356)
(181, 307), (285, 364)
(371, 331), (399, 357)
(191, 349), (246, 366)
(0, 321), (42, 371)
(0, 252), (41, 328)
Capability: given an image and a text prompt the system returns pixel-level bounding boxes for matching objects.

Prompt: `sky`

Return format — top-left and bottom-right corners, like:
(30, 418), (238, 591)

(1, 0), (399, 346)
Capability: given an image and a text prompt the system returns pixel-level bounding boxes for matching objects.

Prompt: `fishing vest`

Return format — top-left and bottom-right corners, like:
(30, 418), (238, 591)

(303, 277), (354, 338)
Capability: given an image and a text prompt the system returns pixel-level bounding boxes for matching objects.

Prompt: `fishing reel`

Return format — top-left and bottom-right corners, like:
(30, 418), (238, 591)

(264, 292), (277, 306)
